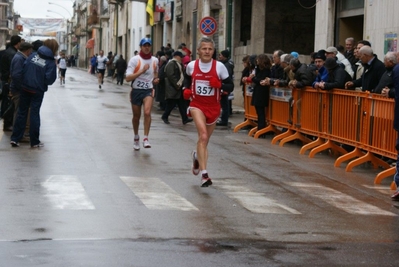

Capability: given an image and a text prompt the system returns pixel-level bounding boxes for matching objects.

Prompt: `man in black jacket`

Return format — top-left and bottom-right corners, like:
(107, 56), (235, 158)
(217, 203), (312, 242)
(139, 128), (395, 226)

(217, 49), (234, 126)
(115, 55), (127, 85)
(315, 58), (352, 90)
(345, 46), (385, 92)
(344, 37), (357, 66)
(375, 51), (397, 95)
(286, 58), (314, 125)
(161, 51), (192, 125)
(0, 35), (21, 131)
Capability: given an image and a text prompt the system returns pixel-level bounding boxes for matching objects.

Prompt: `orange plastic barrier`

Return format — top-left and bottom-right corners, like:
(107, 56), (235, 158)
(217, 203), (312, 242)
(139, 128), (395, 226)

(234, 85), (258, 133)
(235, 85), (398, 186)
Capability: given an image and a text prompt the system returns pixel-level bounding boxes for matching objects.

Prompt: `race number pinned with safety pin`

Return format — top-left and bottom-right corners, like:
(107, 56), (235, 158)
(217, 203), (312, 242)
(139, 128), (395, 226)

(196, 80), (215, 96)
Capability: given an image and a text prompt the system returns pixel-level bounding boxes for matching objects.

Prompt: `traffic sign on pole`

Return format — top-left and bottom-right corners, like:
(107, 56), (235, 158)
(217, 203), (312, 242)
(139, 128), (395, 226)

(199, 16), (218, 36)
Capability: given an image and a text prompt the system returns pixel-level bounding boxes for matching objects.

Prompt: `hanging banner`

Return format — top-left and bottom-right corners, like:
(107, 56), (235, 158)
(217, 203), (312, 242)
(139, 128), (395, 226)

(164, 2), (174, 22)
(155, 0), (167, 12)
(384, 33), (397, 54)
(270, 87), (292, 102)
(18, 18), (66, 35)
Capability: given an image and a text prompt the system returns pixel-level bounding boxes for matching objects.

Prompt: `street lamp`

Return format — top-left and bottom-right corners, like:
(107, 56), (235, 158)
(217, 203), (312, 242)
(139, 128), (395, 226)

(47, 10), (69, 53)
(47, 10), (66, 19)
(48, 2), (72, 17)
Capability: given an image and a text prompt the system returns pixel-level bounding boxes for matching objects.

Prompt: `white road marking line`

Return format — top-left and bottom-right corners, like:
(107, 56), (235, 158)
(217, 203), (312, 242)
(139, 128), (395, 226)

(215, 181), (301, 214)
(291, 182), (396, 216)
(120, 176), (198, 211)
(362, 185), (392, 190)
(42, 175), (95, 210)
(362, 184), (392, 195)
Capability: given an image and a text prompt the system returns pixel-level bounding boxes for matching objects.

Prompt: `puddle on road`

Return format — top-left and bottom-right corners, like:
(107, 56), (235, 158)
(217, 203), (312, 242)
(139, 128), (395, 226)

(102, 103), (127, 109)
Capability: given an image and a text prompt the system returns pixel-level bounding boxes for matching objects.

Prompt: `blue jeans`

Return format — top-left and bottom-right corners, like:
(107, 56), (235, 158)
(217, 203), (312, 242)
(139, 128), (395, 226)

(11, 89), (44, 146)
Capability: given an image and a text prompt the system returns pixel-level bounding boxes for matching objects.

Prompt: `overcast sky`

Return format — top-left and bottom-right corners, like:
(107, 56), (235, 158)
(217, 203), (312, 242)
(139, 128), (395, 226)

(14, 0), (74, 19)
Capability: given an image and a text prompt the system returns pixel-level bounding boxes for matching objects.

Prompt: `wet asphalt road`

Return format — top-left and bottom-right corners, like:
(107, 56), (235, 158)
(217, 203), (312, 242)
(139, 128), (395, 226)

(0, 68), (399, 266)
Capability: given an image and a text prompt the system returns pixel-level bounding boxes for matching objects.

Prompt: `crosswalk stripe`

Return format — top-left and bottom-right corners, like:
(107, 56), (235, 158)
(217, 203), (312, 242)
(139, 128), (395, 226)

(120, 176), (198, 211)
(42, 175), (95, 210)
(215, 181), (301, 214)
(291, 182), (396, 216)
(362, 184), (392, 195)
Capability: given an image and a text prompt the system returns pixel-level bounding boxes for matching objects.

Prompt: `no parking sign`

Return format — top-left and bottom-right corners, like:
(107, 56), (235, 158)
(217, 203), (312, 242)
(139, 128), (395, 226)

(199, 16), (218, 36)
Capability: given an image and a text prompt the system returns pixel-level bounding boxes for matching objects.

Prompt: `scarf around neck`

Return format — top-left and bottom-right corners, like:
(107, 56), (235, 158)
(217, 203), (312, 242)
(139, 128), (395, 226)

(139, 51), (152, 59)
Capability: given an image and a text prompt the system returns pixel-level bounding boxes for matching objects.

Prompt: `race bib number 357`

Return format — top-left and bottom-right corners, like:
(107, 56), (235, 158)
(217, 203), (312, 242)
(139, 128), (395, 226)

(195, 80), (215, 96)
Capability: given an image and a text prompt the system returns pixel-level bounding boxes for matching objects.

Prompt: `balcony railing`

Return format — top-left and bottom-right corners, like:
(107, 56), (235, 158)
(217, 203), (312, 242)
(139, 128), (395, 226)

(0, 19), (11, 30)
(0, 0), (9, 6)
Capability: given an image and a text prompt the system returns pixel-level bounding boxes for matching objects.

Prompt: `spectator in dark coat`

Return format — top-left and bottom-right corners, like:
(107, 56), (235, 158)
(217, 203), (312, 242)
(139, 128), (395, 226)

(10, 42), (33, 125)
(10, 39), (58, 148)
(90, 55), (97, 75)
(390, 55), (399, 200)
(345, 46), (385, 92)
(0, 35), (21, 130)
(312, 50), (328, 88)
(244, 54), (271, 131)
(270, 50), (285, 80)
(161, 51), (192, 125)
(115, 55), (127, 85)
(344, 37), (357, 66)
(240, 55), (251, 97)
(155, 55), (168, 111)
(32, 40), (43, 52)
(274, 54), (294, 87)
(375, 51), (397, 95)
(217, 49), (234, 126)
(316, 58), (352, 90)
(288, 58), (314, 88)
(241, 55), (257, 95)
(287, 58), (314, 125)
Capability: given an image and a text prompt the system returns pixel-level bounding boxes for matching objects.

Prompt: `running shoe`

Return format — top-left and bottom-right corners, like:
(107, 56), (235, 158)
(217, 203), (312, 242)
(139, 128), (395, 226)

(31, 142), (44, 148)
(191, 150), (200, 175)
(143, 138), (151, 148)
(392, 191), (399, 201)
(99, 84), (102, 89)
(201, 173), (213, 187)
(10, 141), (19, 147)
(133, 137), (140, 151)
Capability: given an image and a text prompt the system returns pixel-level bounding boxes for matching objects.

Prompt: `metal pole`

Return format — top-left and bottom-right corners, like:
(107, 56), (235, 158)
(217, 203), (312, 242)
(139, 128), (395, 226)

(227, 0), (233, 51)
(48, 2), (72, 17)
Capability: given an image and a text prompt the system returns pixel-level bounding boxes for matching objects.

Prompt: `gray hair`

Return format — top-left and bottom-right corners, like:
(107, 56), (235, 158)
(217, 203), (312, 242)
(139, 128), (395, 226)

(282, 54), (293, 64)
(274, 49), (284, 57)
(197, 36), (215, 49)
(160, 55), (167, 63)
(385, 52), (398, 64)
(345, 37), (355, 44)
(358, 45), (373, 56)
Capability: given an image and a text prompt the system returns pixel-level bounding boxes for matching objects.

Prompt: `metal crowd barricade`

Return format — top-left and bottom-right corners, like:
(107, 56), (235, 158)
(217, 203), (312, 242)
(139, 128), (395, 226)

(251, 87), (292, 138)
(364, 94), (396, 187)
(234, 85), (398, 187)
(270, 87), (305, 144)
